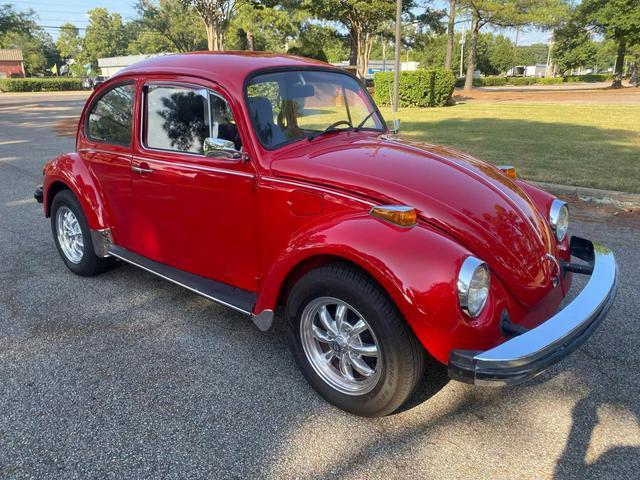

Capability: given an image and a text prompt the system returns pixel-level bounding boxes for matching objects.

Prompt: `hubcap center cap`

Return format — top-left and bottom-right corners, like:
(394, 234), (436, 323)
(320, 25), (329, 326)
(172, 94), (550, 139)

(330, 336), (348, 354)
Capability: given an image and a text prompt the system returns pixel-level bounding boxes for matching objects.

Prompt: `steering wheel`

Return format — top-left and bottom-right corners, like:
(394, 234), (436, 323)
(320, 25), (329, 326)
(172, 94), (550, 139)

(325, 120), (353, 130)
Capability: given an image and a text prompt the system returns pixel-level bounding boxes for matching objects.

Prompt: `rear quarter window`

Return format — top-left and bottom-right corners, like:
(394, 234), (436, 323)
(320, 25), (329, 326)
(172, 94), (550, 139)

(86, 83), (135, 146)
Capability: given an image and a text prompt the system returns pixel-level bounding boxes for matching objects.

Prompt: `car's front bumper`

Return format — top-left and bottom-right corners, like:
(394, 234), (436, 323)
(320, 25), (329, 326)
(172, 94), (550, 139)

(448, 236), (618, 386)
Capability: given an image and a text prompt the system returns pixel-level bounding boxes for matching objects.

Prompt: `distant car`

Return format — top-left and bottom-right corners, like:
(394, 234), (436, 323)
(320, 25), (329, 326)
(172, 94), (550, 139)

(35, 52), (618, 417)
(82, 76), (107, 90)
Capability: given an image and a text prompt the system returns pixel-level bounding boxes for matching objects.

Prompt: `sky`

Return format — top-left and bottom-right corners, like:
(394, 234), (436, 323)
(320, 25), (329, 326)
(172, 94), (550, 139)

(11, 0), (552, 46)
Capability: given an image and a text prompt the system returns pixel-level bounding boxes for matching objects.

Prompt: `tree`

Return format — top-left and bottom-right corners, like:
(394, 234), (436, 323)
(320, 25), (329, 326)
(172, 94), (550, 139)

(230, 2), (298, 52)
(515, 42), (549, 65)
(307, 0), (414, 79)
(458, 0), (569, 90)
(0, 4), (59, 75)
(445, 0), (456, 69)
(486, 33), (516, 73)
(182, 0), (246, 50)
(577, 0), (640, 87)
(134, 0), (207, 53)
(553, 20), (598, 74)
(56, 23), (82, 61)
(84, 8), (129, 66)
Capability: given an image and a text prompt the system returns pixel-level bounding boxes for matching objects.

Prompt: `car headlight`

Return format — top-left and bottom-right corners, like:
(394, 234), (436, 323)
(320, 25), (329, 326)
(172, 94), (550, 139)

(457, 257), (490, 318)
(549, 199), (569, 242)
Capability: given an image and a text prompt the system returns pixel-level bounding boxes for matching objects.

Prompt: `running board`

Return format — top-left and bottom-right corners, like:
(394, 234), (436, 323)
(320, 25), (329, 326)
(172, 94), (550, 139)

(109, 246), (273, 330)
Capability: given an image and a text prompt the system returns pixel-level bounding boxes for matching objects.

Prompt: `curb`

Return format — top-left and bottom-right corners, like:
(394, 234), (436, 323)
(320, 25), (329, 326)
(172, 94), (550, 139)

(531, 181), (640, 210)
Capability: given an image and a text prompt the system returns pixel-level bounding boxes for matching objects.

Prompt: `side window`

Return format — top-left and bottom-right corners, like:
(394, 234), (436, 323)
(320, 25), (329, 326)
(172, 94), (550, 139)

(145, 85), (210, 154)
(210, 94), (242, 151)
(86, 84), (135, 146)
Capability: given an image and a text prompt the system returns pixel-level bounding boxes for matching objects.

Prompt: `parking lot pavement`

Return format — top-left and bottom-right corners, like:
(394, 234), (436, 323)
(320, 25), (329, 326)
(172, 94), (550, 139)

(1, 92), (639, 479)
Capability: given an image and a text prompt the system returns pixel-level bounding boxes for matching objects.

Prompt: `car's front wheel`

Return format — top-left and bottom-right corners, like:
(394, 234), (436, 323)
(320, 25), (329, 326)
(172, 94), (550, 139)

(286, 263), (425, 417)
(51, 189), (113, 276)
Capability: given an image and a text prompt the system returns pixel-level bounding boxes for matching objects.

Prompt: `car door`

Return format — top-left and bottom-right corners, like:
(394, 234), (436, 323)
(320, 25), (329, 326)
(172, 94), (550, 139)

(79, 82), (136, 247)
(130, 81), (258, 292)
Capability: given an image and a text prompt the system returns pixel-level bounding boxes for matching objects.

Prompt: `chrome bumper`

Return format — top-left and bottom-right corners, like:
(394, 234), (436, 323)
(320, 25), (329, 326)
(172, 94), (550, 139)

(448, 237), (618, 386)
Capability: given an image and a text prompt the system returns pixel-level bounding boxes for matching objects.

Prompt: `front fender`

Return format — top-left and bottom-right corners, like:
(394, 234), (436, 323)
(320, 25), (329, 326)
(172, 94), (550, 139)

(43, 152), (111, 230)
(256, 213), (509, 363)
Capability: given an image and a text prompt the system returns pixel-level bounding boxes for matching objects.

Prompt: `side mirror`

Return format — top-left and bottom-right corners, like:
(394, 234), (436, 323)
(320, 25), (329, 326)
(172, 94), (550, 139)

(203, 137), (242, 160)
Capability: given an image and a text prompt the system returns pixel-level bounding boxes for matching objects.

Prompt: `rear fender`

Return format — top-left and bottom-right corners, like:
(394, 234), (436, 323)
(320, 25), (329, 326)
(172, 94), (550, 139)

(43, 152), (111, 230)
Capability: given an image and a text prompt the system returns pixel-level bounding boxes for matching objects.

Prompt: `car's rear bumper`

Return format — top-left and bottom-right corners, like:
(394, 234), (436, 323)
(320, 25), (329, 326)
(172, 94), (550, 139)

(448, 237), (618, 386)
(34, 185), (43, 204)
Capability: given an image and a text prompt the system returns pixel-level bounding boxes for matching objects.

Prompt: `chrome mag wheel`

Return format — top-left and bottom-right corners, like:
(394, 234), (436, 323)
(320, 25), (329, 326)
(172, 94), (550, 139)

(300, 296), (381, 395)
(55, 206), (84, 264)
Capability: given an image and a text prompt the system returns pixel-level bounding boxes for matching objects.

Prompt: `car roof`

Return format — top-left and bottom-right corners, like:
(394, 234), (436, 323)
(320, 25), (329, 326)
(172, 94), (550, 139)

(116, 51), (337, 84)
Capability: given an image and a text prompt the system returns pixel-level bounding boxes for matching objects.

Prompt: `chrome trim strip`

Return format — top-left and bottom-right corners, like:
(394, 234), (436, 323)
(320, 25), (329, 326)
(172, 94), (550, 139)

(132, 155), (254, 178)
(473, 240), (617, 379)
(261, 176), (376, 207)
(108, 249), (253, 316)
(78, 147), (130, 156)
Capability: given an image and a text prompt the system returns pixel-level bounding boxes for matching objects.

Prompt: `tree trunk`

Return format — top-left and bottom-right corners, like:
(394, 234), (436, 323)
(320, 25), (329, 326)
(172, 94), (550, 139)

(612, 39), (626, 88)
(205, 23), (216, 51)
(464, 14), (479, 91)
(246, 30), (254, 51)
(349, 27), (358, 66)
(355, 26), (366, 78)
(445, 0), (456, 70)
(362, 33), (373, 80)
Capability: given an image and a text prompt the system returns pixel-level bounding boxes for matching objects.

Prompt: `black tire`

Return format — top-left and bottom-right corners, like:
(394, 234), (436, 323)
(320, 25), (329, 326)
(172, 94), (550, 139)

(286, 262), (425, 417)
(50, 189), (113, 276)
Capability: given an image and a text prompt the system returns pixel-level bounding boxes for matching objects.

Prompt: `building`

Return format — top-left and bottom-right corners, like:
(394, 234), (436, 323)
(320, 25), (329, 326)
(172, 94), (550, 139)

(332, 60), (420, 80)
(98, 53), (166, 78)
(0, 49), (25, 78)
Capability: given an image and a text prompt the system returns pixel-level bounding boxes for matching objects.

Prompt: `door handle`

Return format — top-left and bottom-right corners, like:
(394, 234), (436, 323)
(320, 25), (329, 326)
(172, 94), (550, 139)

(132, 163), (153, 174)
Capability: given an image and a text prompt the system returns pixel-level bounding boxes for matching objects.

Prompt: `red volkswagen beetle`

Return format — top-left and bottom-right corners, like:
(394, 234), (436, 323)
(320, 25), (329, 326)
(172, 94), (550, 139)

(35, 53), (617, 417)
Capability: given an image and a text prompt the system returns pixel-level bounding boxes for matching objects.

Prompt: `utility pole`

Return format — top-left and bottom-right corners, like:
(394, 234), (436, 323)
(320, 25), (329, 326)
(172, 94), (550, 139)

(393, 0), (402, 114)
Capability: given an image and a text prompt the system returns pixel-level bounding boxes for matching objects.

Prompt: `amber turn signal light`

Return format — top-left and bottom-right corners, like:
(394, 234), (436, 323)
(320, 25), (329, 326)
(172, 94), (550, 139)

(370, 205), (417, 228)
(497, 165), (517, 179)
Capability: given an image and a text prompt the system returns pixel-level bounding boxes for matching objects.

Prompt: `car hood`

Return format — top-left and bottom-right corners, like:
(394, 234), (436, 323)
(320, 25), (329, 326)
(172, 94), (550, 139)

(270, 133), (557, 308)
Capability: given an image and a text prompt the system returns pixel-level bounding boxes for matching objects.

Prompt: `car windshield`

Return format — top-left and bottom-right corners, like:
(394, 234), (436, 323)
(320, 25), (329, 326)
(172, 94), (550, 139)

(246, 69), (384, 149)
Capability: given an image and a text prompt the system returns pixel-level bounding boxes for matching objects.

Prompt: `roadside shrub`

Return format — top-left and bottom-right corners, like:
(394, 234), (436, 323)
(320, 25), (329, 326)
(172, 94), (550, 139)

(536, 77), (564, 85)
(564, 73), (613, 83)
(477, 76), (507, 87)
(507, 77), (537, 86)
(0, 77), (83, 92)
(374, 68), (456, 107)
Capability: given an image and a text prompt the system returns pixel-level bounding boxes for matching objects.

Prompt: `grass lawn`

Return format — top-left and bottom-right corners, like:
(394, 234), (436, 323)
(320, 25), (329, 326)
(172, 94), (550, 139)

(379, 101), (640, 193)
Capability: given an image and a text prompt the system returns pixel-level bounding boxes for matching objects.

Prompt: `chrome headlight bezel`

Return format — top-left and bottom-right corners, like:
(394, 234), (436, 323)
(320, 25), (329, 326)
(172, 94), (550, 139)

(457, 256), (490, 318)
(549, 199), (569, 242)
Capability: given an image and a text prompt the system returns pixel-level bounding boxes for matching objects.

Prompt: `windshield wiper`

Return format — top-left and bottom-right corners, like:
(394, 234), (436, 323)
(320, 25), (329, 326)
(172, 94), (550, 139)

(307, 121), (353, 141)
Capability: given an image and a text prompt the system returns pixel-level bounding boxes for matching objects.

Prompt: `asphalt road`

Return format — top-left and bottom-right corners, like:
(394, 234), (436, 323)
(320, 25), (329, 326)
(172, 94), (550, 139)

(1, 92), (638, 480)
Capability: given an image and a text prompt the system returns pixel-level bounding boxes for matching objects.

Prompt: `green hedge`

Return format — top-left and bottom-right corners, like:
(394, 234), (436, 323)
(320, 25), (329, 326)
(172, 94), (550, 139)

(536, 77), (564, 85)
(565, 73), (613, 83)
(454, 74), (612, 88)
(374, 68), (456, 107)
(0, 77), (83, 92)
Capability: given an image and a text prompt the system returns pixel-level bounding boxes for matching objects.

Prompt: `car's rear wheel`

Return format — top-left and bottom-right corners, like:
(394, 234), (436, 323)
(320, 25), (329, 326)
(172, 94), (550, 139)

(51, 189), (113, 276)
(286, 263), (425, 417)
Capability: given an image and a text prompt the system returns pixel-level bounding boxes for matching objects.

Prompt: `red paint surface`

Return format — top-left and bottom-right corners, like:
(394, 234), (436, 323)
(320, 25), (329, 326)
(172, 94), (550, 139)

(42, 52), (572, 364)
